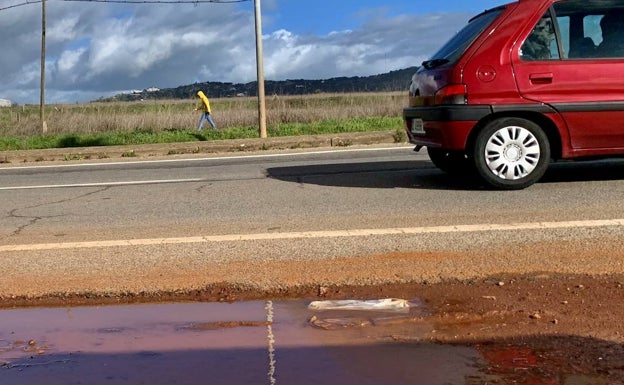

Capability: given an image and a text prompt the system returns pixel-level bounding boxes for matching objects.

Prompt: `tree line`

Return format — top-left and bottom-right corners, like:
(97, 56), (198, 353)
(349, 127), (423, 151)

(102, 67), (418, 102)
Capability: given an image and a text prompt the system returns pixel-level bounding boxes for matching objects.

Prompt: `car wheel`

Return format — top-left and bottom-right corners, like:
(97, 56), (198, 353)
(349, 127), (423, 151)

(473, 118), (550, 190)
(427, 148), (473, 175)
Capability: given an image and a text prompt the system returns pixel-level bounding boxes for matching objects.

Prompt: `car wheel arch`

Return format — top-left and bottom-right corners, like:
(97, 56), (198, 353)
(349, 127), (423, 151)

(466, 111), (562, 160)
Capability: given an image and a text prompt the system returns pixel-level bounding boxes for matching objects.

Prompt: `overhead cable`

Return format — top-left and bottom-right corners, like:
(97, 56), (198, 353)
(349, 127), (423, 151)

(0, 0), (249, 11)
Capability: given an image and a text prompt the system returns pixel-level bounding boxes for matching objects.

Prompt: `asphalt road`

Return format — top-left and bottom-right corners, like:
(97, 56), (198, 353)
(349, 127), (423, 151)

(2, 144), (624, 301)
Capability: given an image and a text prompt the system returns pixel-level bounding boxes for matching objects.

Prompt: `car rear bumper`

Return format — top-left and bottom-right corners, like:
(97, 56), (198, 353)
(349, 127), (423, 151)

(403, 105), (492, 150)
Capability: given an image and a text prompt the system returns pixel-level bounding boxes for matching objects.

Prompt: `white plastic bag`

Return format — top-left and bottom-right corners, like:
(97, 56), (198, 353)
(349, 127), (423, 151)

(308, 298), (413, 313)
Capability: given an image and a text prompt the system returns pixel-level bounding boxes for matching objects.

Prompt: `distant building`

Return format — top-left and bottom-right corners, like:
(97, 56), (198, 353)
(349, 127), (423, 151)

(146, 87), (160, 92)
(0, 98), (12, 107)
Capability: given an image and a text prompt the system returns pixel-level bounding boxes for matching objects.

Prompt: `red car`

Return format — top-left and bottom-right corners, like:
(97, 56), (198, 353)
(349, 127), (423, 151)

(403, 0), (624, 189)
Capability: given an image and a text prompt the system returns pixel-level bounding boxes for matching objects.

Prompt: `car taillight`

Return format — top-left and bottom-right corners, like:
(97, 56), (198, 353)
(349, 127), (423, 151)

(434, 84), (467, 105)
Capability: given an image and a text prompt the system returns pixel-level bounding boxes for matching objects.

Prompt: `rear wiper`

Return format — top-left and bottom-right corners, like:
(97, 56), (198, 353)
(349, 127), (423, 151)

(422, 58), (449, 70)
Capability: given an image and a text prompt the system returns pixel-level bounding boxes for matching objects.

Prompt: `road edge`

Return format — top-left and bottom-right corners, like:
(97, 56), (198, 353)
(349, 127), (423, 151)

(0, 131), (402, 164)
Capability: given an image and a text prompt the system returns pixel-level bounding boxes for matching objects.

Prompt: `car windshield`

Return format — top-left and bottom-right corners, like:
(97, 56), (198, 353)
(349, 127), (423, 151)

(423, 7), (505, 69)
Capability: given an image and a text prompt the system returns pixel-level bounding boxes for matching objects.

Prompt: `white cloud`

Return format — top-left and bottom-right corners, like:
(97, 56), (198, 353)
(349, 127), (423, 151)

(15, 62), (41, 86)
(57, 47), (86, 74)
(48, 15), (80, 42)
(260, 11), (467, 81)
(0, 2), (470, 104)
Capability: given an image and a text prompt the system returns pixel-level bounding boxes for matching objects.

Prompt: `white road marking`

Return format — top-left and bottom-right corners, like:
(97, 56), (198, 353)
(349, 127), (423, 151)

(0, 146), (413, 190)
(0, 146), (413, 171)
(0, 178), (207, 190)
(2, 219), (623, 252)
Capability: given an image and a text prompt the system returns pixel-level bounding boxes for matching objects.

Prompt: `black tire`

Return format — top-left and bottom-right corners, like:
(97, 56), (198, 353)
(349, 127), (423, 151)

(427, 148), (474, 175)
(473, 118), (550, 190)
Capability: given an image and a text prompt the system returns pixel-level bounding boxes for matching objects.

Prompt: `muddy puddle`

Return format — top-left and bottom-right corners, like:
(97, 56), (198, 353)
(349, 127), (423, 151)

(0, 299), (609, 384)
(0, 299), (486, 384)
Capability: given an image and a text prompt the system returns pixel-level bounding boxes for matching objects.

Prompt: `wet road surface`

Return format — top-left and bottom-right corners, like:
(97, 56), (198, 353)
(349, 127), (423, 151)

(0, 300), (482, 385)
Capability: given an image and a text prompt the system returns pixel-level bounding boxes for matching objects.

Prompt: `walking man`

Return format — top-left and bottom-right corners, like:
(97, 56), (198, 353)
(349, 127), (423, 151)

(195, 90), (217, 130)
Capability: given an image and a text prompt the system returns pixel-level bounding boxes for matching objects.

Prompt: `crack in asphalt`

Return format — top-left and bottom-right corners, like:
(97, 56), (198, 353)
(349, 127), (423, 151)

(1, 187), (111, 241)
(7, 209), (43, 238)
(194, 182), (214, 193)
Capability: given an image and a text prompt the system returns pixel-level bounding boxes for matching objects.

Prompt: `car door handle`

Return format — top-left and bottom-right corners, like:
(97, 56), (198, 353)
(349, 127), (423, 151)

(529, 72), (553, 84)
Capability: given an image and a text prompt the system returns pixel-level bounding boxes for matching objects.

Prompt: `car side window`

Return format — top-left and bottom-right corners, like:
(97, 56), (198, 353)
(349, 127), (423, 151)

(520, 14), (560, 61)
(583, 16), (602, 48)
(595, 10), (624, 58)
(561, 15), (598, 59)
(552, 1), (624, 60)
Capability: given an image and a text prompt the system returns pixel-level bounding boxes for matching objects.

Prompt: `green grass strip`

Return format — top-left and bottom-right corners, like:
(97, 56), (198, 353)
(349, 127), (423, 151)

(0, 116), (402, 151)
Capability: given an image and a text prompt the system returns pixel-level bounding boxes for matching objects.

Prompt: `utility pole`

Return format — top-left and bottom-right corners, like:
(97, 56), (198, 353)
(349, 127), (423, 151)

(40, 0), (47, 134)
(254, 0), (267, 138)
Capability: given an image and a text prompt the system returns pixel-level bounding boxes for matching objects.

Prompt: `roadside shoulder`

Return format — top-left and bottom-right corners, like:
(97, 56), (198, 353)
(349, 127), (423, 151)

(0, 131), (400, 165)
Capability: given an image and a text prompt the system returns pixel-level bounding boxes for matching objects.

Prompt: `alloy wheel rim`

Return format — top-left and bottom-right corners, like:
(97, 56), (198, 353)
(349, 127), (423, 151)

(484, 125), (541, 180)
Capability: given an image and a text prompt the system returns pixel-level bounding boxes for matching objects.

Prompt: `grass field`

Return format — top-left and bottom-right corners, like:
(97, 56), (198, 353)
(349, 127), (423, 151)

(0, 92), (407, 151)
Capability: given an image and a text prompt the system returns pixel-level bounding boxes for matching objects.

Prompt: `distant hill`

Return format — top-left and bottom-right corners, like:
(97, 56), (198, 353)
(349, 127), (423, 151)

(102, 67), (418, 102)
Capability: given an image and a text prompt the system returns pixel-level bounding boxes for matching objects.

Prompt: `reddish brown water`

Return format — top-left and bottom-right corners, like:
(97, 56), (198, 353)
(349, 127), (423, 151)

(0, 300), (485, 385)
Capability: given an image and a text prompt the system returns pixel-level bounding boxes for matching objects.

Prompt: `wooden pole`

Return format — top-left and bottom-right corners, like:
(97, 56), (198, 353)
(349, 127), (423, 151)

(40, 0), (47, 134)
(254, 0), (267, 138)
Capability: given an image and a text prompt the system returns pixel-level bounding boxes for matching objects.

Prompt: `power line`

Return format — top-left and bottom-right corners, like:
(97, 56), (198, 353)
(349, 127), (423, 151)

(63, 0), (250, 3)
(0, 0), (249, 11)
(0, 0), (39, 11)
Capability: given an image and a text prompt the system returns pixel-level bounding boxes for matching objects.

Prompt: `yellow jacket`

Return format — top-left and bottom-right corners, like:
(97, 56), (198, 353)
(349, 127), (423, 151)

(196, 91), (212, 114)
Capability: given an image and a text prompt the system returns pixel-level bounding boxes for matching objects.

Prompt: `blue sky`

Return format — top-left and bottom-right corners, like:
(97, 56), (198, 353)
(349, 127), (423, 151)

(257, 1), (504, 35)
(0, 0), (508, 103)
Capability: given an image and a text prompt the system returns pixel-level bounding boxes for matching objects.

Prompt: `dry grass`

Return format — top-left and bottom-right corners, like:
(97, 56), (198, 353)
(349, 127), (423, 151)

(0, 92), (405, 136)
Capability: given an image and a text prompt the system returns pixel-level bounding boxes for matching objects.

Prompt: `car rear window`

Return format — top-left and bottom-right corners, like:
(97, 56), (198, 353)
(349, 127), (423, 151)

(423, 6), (505, 69)
(423, 7), (504, 69)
